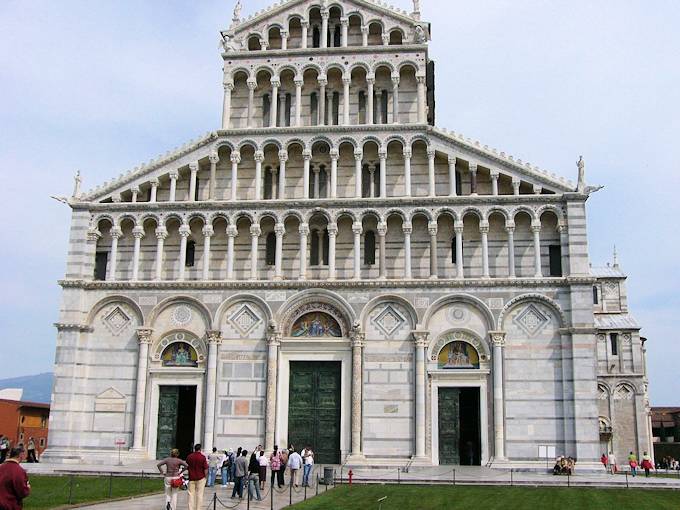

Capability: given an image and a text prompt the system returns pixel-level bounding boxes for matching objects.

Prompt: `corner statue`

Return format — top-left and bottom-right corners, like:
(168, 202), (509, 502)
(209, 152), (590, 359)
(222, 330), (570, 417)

(233, 1), (242, 23)
(576, 156), (585, 193)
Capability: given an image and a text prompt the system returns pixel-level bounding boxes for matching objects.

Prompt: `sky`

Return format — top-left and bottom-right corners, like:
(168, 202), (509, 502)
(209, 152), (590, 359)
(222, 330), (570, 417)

(1, 0), (678, 404)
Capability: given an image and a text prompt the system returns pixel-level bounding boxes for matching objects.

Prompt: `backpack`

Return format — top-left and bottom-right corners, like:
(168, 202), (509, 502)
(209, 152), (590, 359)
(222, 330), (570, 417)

(280, 450), (289, 464)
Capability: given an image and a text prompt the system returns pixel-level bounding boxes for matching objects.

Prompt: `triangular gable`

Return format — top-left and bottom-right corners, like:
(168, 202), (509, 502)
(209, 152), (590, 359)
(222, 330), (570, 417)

(96, 387), (126, 400)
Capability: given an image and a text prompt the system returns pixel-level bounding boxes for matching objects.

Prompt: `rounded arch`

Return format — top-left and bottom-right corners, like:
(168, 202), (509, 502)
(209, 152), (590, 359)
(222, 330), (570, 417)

(208, 211), (231, 226)
(305, 207), (332, 223)
(409, 207), (434, 222)
(409, 134), (431, 148)
(332, 208), (357, 223)
(261, 138), (283, 151)
(139, 212), (161, 226)
(92, 213), (115, 229)
(598, 381), (612, 395)
(186, 211), (208, 224)
(309, 135), (334, 150)
(152, 329), (207, 365)
(434, 207), (459, 223)
(281, 209), (304, 223)
(213, 140), (235, 152)
(327, 2), (344, 15)
(397, 60), (419, 72)
(359, 135), (383, 149)
(231, 210), (256, 224)
(301, 62), (323, 75)
(460, 206), (484, 221)
(162, 212), (184, 228)
(284, 137), (307, 151)
(384, 134), (408, 148)
(537, 204), (564, 222)
(384, 208), (407, 221)
(86, 295), (144, 327)
(238, 139), (260, 151)
(325, 62), (346, 75)
(336, 136), (358, 149)
(428, 328), (490, 365)
(360, 294), (418, 332)
(278, 289), (355, 338)
(254, 65), (276, 78)
(146, 295), (213, 329)
(116, 212), (138, 227)
(348, 61), (371, 74)
(360, 208), (383, 223)
(214, 293), (273, 330)
(498, 293), (566, 329)
(230, 67), (252, 81)
(423, 294), (496, 331)
(510, 205), (538, 222)
(485, 207), (510, 222)
(372, 60), (394, 73)
(256, 210), (280, 224)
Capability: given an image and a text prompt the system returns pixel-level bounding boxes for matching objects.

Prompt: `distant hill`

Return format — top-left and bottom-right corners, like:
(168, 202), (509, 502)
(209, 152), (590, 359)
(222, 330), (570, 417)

(0, 373), (53, 403)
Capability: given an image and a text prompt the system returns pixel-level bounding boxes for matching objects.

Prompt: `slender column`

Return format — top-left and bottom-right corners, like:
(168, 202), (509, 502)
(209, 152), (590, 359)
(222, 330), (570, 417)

(512, 177), (520, 195)
(202, 225), (213, 280)
(366, 75), (375, 125)
(377, 221), (387, 279)
(271, 168), (278, 200)
(402, 222), (412, 279)
(350, 326), (365, 458)
(534, 185), (542, 195)
(149, 178), (159, 203)
(131, 185), (139, 203)
(178, 224), (190, 281)
(221, 81), (234, 129)
(413, 331), (428, 458)
(505, 222), (516, 278)
(154, 227), (167, 281)
(382, 33), (390, 46)
(265, 326), (281, 452)
(316, 230), (324, 266)
(532, 222), (542, 277)
(369, 167), (376, 198)
(330, 149), (339, 198)
(328, 223), (337, 280)
(188, 162), (198, 201)
(318, 76), (327, 126)
(246, 79), (257, 128)
(403, 148), (412, 197)
(259, 38), (268, 51)
(270, 78), (280, 127)
(428, 221), (438, 279)
(558, 224), (569, 277)
(254, 150), (264, 200)
(298, 223), (309, 280)
(469, 163), (478, 195)
(480, 220), (490, 278)
(342, 77), (351, 125)
(301, 20), (308, 49)
(226, 225), (237, 279)
(169, 171), (178, 202)
(313, 167), (320, 199)
(354, 150), (363, 198)
(250, 224), (261, 280)
(448, 156), (457, 196)
(131, 226), (144, 280)
(490, 331), (507, 460)
(278, 91), (286, 127)
(361, 25), (369, 46)
(391, 74), (400, 124)
(320, 9), (329, 48)
(209, 152), (219, 200)
(302, 150), (311, 199)
(280, 29), (288, 50)
(455, 222), (464, 279)
(379, 147), (387, 197)
(294, 78), (303, 127)
(427, 148), (436, 196)
(416, 75), (427, 123)
(274, 222), (285, 280)
(340, 17), (349, 47)
(203, 330), (221, 451)
(491, 171), (499, 196)
(326, 91), (333, 126)
(108, 226), (122, 281)
(352, 222), (362, 280)
(278, 150), (288, 200)
(230, 152), (240, 201)
(132, 328), (153, 450)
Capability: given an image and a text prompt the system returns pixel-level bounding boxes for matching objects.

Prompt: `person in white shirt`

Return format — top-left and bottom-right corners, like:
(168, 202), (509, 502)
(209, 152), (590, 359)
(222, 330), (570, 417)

(301, 446), (314, 487)
(257, 451), (269, 490)
(287, 447), (303, 487)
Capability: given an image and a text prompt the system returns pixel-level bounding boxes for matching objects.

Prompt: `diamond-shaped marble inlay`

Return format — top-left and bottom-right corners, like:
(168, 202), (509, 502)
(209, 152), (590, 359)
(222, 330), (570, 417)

(513, 304), (549, 337)
(614, 385), (633, 401)
(103, 307), (130, 335)
(373, 305), (406, 337)
(172, 305), (192, 326)
(229, 304), (261, 336)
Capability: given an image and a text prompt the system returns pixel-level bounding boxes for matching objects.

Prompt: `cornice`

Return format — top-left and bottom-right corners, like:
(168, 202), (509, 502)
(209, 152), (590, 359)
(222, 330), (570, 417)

(222, 44), (427, 61)
(215, 123), (427, 137)
(54, 322), (94, 332)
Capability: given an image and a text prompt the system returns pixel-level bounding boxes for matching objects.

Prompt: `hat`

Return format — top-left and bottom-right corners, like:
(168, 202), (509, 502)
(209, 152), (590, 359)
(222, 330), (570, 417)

(228, 448), (233, 453)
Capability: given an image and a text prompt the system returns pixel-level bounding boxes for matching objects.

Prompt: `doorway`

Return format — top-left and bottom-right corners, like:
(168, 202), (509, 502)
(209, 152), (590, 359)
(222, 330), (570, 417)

(438, 387), (481, 465)
(288, 361), (341, 464)
(156, 385), (196, 459)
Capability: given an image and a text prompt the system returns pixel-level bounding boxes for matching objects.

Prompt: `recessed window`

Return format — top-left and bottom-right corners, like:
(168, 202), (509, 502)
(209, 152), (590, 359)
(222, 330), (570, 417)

(548, 245), (562, 276)
(593, 286), (599, 304)
(364, 231), (376, 265)
(185, 240), (196, 267)
(610, 333), (619, 356)
(265, 232), (276, 266)
(94, 251), (108, 281)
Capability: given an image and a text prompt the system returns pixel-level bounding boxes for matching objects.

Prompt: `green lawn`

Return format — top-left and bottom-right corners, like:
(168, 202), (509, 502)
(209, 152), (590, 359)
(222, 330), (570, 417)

(291, 484), (680, 509)
(24, 474), (161, 509)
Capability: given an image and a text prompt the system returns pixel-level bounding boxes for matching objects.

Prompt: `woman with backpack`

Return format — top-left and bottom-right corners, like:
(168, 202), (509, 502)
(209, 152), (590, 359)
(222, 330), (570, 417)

(270, 446), (283, 488)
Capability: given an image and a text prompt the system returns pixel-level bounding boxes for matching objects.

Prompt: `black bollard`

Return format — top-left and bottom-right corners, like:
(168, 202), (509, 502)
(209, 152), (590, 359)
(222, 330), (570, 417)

(316, 473), (319, 495)
(510, 469), (513, 487)
(452, 469), (455, 486)
(213, 492), (217, 510)
(398, 468), (400, 485)
(289, 478), (292, 506)
(271, 474), (274, 510)
(625, 471), (629, 489)
(108, 472), (113, 499)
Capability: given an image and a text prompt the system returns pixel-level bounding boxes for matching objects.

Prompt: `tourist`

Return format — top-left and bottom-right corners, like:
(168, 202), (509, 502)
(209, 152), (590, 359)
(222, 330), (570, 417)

(641, 451), (653, 477)
(206, 447), (221, 487)
(221, 449), (233, 487)
(628, 451), (638, 477)
(608, 452), (617, 474)
(270, 446), (282, 488)
(278, 446), (288, 488)
(231, 449), (247, 499)
(0, 435), (9, 464)
(248, 449), (262, 501)
(0, 446), (31, 509)
(600, 453), (608, 472)
(25, 439), (37, 464)
(287, 448), (302, 487)
(157, 448), (188, 510)
(258, 450), (268, 490)
(186, 444), (208, 510)
(302, 445), (314, 487)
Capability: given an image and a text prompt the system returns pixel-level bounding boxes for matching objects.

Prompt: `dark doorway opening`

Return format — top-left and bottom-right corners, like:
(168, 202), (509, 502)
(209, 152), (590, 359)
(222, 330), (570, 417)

(438, 387), (481, 465)
(156, 385), (197, 460)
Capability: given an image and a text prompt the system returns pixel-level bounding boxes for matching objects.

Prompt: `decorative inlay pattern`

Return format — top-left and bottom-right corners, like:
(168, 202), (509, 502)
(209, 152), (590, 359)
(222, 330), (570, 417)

(229, 304), (262, 336)
(514, 304), (549, 337)
(103, 306), (131, 335)
(613, 385), (633, 400)
(447, 307), (469, 324)
(373, 304), (406, 337)
(172, 305), (192, 326)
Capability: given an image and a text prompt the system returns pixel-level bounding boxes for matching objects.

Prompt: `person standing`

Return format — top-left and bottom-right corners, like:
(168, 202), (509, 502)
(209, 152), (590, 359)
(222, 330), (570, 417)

(269, 446), (282, 489)
(186, 444), (208, 510)
(221, 449), (233, 487)
(257, 451), (268, 490)
(641, 451), (653, 477)
(287, 448), (302, 487)
(301, 445), (314, 487)
(0, 446), (31, 509)
(206, 447), (221, 487)
(157, 448), (188, 510)
(247, 450), (262, 501)
(600, 453), (608, 472)
(231, 450), (248, 499)
(278, 446), (288, 488)
(628, 451), (638, 477)
(608, 451), (617, 475)
(25, 439), (37, 464)
(0, 436), (9, 464)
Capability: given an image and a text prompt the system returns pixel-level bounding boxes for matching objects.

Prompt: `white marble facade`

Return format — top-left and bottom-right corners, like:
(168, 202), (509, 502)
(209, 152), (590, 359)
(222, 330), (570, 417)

(45, 0), (652, 468)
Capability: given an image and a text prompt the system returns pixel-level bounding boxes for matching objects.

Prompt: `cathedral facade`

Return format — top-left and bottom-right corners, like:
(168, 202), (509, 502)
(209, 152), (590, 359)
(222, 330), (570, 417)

(46, 0), (652, 468)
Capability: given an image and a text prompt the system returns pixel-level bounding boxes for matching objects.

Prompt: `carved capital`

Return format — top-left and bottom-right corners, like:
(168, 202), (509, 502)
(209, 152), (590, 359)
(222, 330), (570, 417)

(469, 163), (478, 174)
(381, 33), (390, 45)
(149, 177), (159, 187)
(87, 228), (101, 242)
(189, 161), (199, 173)
(377, 221), (387, 236)
(179, 224), (191, 238)
(270, 77), (281, 88)
(479, 220), (490, 234)
(354, 149), (363, 160)
(531, 222), (542, 233)
(340, 16), (349, 26)
(226, 224), (238, 237)
(403, 148), (412, 159)
(302, 149), (312, 160)
(274, 223), (285, 236)
(330, 148), (339, 160)
(155, 226), (168, 240)
(490, 170), (500, 179)
(246, 79), (257, 90)
(327, 223), (338, 236)
(169, 170), (179, 180)
(416, 75), (426, 84)
(428, 221), (438, 236)
(490, 331), (506, 347)
(402, 222), (413, 235)
(342, 76), (351, 85)
(533, 185), (543, 194)
(413, 330), (429, 347)
(299, 223), (310, 236)
(366, 74), (375, 84)
(223, 81), (235, 91)
(136, 327), (153, 344)
(320, 8), (329, 19)
(427, 147), (436, 159)
(131, 185), (140, 193)
(250, 224), (261, 237)
(209, 152), (219, 165)
(202, 225), (214, 237)
(352, 222), (362, 235)
(207, 330), (222, 344)
(294, 77), (304, 87)
(318, 76), (328, 87)
(361, 25), (369, 35)
(278, 149), (288, 162)
(132, 226), (145, 239)
(504, 221), (515, 233)
(448, 155), (457, 165)
(378, 147), (387, 159)
(254, 150), (265, 162)
(230, 152), (241, 164)
(110, 226), (123, 239)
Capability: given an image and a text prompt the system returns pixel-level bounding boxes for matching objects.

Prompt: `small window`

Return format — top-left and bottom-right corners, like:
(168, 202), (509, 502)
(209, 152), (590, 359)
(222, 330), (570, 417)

(358, 91), (366, 123)
(262, 94), (271, 126)
(312, 26), (320, 48)
(361, 164), (370, 197)
(333, 25), (341, 47)
(285, 93), (292, 126)
(19, 433), (24, 442)
(265, 232), (276, 266)
(194, 176), (200, 201)
(548, 245), (562, 276)
(364, 231), (376, 265)
(322, 230), (329, 265)
(264, 166), (273, 200)
(455, 170), (462, 196)
(380, 90), (388, 124)
(310, 92), (318, 126)
(332, 91), (340, 125)
(319, 166), (328, 198)
(94, 251), (108, 281)
(310, 230), (320, 266)
(593, 285), (599, 304)
(373, 163), (380, 195)
(39, 438), (45, 448)
(451, 238), (456, 263)
(185, 240), (196, 267)
(610, 333), (618, 356)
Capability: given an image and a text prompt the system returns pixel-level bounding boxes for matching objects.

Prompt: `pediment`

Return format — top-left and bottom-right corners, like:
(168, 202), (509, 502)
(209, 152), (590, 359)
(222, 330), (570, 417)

(96, 387), (126, 400)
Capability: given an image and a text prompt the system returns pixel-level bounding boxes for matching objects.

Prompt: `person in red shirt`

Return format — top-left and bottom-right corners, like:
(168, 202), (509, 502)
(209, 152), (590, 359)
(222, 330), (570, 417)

(186, 444), (208, 510)
(0, 447), (31, 509)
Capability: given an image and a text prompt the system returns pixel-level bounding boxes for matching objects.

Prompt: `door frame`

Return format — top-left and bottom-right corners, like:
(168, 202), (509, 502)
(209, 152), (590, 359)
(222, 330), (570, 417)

(276, 340), (351, 461)
(430, 373), (489, 466)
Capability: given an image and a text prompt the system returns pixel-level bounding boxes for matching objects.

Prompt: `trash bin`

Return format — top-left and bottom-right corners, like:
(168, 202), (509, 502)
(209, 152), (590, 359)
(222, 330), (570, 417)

(323, 467), (334, 485)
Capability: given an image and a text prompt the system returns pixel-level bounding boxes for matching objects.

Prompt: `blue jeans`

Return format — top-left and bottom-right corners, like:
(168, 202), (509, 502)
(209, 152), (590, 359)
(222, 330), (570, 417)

(231, 476), (243, 498)
(221, 466), (231, 485)
(248, 474), (261, 500)
(303, 464), (313, 486)
(207, 467), (218, 487)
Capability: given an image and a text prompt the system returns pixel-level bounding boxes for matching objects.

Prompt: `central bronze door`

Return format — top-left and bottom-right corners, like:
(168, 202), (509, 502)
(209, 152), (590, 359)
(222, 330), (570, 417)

(438, 387), (461, 464)
(288, 361), (341, 464)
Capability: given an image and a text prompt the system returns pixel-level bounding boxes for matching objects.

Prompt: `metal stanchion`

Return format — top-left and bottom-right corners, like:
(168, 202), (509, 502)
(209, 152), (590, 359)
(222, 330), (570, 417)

(452, 469), (455, 486)
(397, 468), (400, 485)
(510, 469), (513, 487)
(213, 492), (217, 510)
(289, 479), (292, 506)
(108, 472), (113, 499)
(316, 473), (319, 495)
(625, 471), (629, 488)
(304, 482), (307, 500)
(67, 475), (74, 505)
(271, 475), (274, 510)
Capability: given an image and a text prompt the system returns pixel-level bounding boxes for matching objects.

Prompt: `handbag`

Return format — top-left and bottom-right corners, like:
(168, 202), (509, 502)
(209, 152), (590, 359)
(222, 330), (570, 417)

(170, 476), (184, 488)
